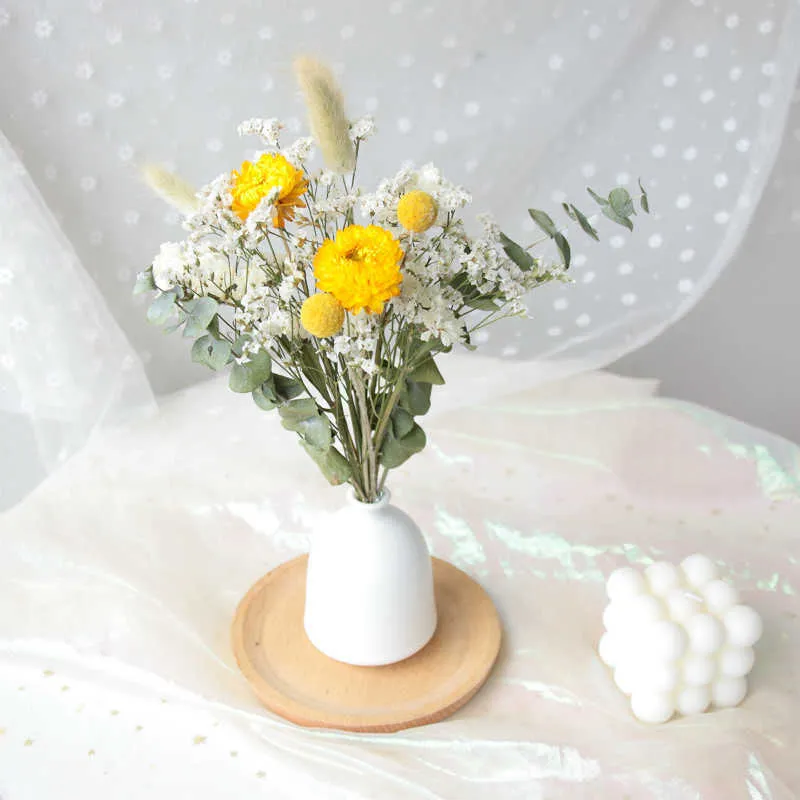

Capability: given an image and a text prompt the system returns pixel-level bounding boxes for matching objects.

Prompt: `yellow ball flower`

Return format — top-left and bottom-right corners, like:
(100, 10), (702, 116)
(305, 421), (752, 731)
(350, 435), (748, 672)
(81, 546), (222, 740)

(313, 225), (404, 314)
(397, 190), (438, 233)
(230, 153), (308, 227)
(300, 293), (345, 338)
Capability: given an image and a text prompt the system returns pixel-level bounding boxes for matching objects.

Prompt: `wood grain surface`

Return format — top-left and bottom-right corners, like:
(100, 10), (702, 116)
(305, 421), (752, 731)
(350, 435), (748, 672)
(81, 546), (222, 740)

(231, 555), (502, 733)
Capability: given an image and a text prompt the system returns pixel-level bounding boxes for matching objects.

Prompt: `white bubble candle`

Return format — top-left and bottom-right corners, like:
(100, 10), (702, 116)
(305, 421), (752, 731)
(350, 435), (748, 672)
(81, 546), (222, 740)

(598, 554), (762, 723)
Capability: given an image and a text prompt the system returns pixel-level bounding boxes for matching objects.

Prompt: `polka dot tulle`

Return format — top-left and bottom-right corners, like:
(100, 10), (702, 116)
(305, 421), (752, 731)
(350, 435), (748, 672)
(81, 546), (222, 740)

(0, 0), (799, 459)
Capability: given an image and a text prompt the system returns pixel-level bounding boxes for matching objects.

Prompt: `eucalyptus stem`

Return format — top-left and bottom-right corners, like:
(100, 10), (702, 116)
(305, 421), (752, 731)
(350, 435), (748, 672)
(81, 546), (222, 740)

(351, 368), (377, 500)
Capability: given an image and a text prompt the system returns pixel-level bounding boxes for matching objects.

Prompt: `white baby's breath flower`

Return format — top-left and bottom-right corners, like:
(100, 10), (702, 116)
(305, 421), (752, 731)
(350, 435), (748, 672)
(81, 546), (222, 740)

(237, 117), (283, 147)
(284, 136), (314, 166)
(349, 115), (376, 141)
(359, 162), (470, 227)
(242, 190), (279, 244)
(152, 241), (186, 290)
(318, 169), (337, 187)
(278, 275), (298, 303)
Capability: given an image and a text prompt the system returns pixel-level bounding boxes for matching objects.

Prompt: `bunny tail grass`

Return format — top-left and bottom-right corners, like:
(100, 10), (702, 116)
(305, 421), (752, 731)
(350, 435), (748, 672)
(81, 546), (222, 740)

(142, 164), (200, 215)
(293, 56), (355, 174)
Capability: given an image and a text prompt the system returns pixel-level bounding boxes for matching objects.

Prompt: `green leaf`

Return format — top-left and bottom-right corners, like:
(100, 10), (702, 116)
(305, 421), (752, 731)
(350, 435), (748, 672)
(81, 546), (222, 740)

(191, 334), (232, 371)
(407, 356), (445, 385)
(528, 208), (558, 238)
(229, 348), (272, 393)
(251, 378), (280, 410)
(183, 297), (219, 338)
(252, 390), (276, 411)
(553, 232), (571, 268)
(400, 380), (432, 416)
(298, 341), (330, 398)
(499, 233), (535, 270)
(638, 178), (650, 213)
(273, 374), (305, 403)
(301, 442), (352, 486)
(465, 295), (501, 311)
(561, 202), (576, 220)
(278, 399), (331, 450)
(380, 423), (427, 469)
(146, 290), (178, 326)
(608, 187), (635, 218)
(586, 187), (608, 207)
(290, 414), (332, 451)
(134, 268), (156, 295)
(601, 205), (634, 231)
(163, 310), (188, 334)
(391, 407), (416, 439)
(570, 205), (600, 241)
(231, 335), (250, 358)
(278, 397), (319, 424)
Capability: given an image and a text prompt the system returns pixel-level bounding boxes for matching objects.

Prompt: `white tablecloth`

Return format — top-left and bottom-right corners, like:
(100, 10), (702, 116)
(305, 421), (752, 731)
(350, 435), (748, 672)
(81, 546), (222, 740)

(1, 364), (798, 798)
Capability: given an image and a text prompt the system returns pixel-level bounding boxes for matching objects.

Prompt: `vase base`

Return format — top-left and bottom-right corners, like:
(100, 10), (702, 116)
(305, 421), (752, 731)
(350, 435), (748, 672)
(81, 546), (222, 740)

(231, 555), (502, 733)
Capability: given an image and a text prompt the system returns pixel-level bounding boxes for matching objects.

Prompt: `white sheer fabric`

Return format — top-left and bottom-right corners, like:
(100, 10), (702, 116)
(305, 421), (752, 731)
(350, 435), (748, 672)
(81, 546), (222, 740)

(1, 0), (799, 390)
(1, 368), (799, 797)
(0, 133), (154, 509)
(1, 0), (799, 505)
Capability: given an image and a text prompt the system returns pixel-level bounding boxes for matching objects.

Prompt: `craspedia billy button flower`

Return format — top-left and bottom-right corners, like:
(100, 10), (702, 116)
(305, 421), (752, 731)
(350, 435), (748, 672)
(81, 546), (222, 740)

(300, 293), (345, 338)
(397, 190), (438, 233)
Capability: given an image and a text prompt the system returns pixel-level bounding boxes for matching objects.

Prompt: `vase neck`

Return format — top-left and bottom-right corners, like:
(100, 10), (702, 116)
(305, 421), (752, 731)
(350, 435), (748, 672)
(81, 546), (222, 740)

(347, 488), (391, 510)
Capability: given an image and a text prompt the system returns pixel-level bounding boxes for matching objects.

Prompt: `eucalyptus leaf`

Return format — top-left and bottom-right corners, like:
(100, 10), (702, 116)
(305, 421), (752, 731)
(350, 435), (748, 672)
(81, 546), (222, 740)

(587, 187), (608, 207)
(191, 334), (232, 371)
(146, 290), (178, 326)
(528, 208), (558, 238)
(638, 178), (650, 213)
(400, 380), (432, 416)
(391, 407), (416, 439)
(287, 414), (332, 451)
(301, 442), (352, 486)
(163, 310), (188, 334)
(553, 232), (571, 268)
(601, 205), (634, 231)
(278, 397), (319, 424)
(273, 374), (305, 403)
(407, 356), (445, 385)
(228, 348), (272, 393)
(499, 233), (535, 270)
(465, 295), (501, 311)
(380, 423), (427, 469)
(570, 205), (600, 241)
(608, 187), (635, 218)
(133, 269), (156, 295)
(251, 382), (278, 411)
(183, 297), (219, 338)
(561, 202), (576, 220)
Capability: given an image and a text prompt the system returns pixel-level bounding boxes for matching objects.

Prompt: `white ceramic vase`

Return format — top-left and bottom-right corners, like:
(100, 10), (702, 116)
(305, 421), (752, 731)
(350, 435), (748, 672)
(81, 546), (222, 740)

(303, 489), (437, 666)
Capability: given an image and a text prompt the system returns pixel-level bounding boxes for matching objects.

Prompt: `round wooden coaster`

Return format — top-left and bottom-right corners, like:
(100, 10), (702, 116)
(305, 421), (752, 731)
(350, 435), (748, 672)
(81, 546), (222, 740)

(231, 555), (502, 733)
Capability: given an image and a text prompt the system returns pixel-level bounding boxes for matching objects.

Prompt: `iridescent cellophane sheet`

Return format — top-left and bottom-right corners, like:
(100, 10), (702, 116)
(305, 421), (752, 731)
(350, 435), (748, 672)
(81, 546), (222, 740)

(0, 360), (798, 799)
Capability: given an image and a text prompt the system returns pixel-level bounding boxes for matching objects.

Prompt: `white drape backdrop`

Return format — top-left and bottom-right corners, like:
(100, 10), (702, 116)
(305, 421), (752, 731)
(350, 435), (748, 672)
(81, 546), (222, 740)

(1, 0), (800, 505)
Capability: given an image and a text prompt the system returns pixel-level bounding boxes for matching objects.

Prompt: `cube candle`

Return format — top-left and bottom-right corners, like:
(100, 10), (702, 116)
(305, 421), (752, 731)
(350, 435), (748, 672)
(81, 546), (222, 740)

(598, 555), (762, 723)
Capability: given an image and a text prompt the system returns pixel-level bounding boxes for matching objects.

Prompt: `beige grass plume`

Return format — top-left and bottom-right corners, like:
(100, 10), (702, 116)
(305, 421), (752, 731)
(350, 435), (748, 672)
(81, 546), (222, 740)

(294, 56), (355, 174)
(142, 164), (199, 215)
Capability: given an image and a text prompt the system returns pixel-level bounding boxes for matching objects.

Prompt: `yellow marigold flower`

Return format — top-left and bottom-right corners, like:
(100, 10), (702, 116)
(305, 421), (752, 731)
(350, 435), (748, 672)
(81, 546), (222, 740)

(397, 190), (438, 233)
(300, 293), (345, 338)
(313, 225), (404, 314)
(230, 153), (308, 227)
